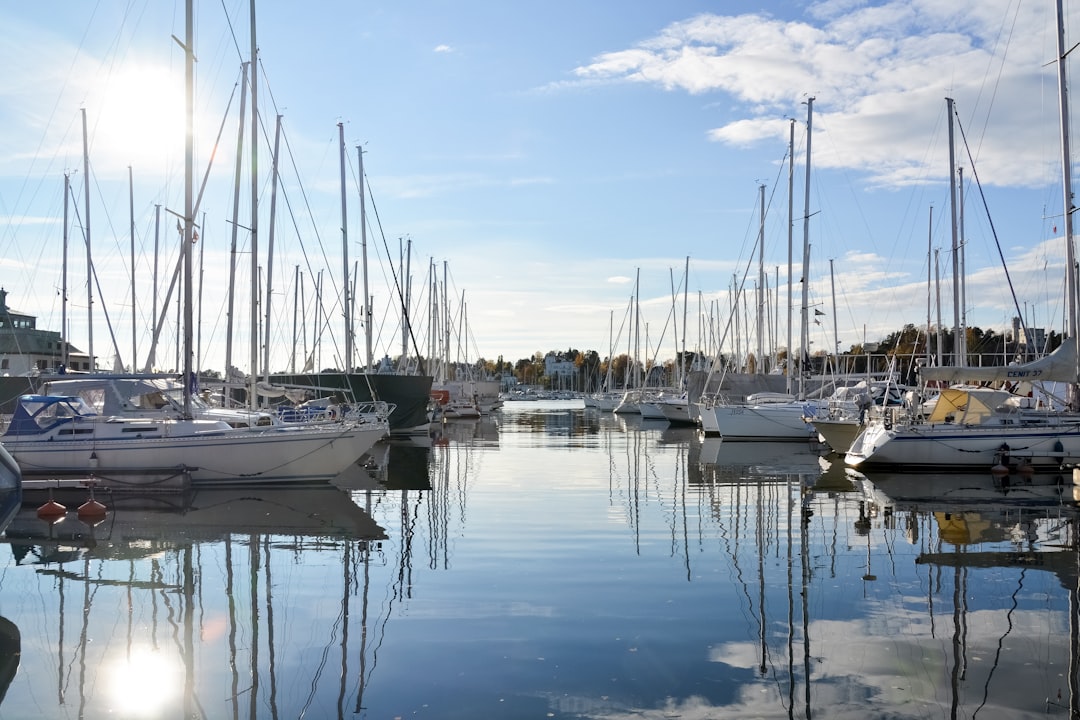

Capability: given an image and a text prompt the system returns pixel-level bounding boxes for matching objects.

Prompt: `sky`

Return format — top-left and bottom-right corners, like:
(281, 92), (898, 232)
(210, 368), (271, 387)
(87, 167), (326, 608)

(0, 0), (1076, 375)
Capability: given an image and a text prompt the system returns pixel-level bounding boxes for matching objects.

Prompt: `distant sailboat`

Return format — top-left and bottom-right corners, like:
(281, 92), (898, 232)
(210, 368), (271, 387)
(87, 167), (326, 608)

(697, 99), (828, 441)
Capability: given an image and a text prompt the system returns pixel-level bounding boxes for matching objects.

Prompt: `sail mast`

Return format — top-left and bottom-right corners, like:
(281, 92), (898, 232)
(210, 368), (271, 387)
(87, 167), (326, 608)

(339, 122), (352, 372)
(225, 62), (249, 387)
(359, 145), (373, 371)
(262, 114), (282, 384)
(1055, 0), (1079, 407)
(247, 0), (259, 409)
(946, 97), (962, 366)
(786, 118), (794, 395)
(799, 97), (814, 400)
(182, 0), (194, 417)
(81, 108), (94, 372)
(129, 166), (136, 371)
(62, 173), (70, 369)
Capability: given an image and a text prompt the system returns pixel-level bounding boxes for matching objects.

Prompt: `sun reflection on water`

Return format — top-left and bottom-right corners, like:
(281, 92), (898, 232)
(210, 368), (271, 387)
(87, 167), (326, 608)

(105, 646), (183, 717)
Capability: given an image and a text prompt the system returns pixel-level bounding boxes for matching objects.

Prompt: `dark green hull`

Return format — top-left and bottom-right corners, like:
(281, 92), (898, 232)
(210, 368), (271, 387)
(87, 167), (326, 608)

(0, 376), (41, 416)
(269, 372), (433, 433)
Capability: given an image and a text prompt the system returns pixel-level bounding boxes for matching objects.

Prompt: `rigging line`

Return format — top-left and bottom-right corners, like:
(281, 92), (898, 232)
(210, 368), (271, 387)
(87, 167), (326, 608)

(967, 0), (1024, 163)
(274, 127), (348, 365)
(703, 141), (795, 387)
(65, 183), (126, 366)
(344, 150), (395, 361)
(218, 0), (248, 66)
(380, 235), (428, 374)
(973, 567), (1026, 718)
(952, 110), (1030, 341)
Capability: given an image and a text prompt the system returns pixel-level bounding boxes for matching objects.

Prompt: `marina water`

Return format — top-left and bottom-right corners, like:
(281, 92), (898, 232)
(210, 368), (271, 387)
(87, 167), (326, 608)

(0, 399), (1076, 718)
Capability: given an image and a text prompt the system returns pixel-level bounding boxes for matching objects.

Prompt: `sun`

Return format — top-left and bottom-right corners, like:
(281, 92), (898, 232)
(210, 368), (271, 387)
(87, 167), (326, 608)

(90, 61), (188, 176)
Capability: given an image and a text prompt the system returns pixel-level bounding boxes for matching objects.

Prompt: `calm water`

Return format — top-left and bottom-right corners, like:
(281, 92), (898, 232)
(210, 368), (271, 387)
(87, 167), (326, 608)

(0, 400), (1079, 719)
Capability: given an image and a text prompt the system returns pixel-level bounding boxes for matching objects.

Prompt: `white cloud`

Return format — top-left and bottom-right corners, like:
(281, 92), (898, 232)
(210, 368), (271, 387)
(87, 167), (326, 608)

(571, 3), (1062, 190)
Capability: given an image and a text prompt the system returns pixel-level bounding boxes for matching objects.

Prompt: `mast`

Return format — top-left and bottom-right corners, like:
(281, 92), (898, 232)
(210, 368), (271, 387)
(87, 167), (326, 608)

(263, 114), (282, 384)
(799, 97), (814, 400)
(757, 183), (765, 371)
(197, 212), (205, 373)
(634, 267), (641, 389)
(339, 123), (352, 372)
(62, 173), (70, 369)
(226, 62), (249, 388)
(958, 167), (968, 362)
(129, 166), (136, 371)
(607, 309), (614, 391)
(829, 258), (838, 365)
(358, 145), (373, 371)
(935, 249), (943, 367)
(182, 0), (194, 416)
(926, 206), (933, 366)
(248, 0), (259, 409)
(681, 256), (689, 385)
(946, 97), (961, 366)
(1056, 0), (1079, 407)
(401, 237), (412, 364)
(291, 265), (299, 373)
(151, 203), (160, 371)
(81, 108), (94, 372)
(786, 118), (795, 394)
(443, 261), (450, 381)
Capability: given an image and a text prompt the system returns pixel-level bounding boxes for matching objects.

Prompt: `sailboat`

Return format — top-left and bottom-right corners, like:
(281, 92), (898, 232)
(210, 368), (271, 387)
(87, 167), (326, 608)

(0, 1), (389, 487)
(269, 131), (433, 435)
(847, 1), (1080, 471)
(697, 99), (836, 441)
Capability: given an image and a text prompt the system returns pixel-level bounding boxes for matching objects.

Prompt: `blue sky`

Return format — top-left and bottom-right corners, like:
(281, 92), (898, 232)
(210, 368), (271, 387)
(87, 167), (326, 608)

(0, 0), (1074, 374)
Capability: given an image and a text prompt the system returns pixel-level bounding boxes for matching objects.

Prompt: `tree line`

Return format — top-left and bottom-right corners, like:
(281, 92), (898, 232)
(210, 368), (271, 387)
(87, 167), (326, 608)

(466, 323), (1056, 391)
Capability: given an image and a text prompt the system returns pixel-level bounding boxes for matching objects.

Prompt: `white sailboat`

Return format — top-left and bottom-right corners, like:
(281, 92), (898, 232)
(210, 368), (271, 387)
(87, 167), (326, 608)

(0, 1), (388, 486)
(697, 99), (829, 441)
(847, 0), (1080, 471)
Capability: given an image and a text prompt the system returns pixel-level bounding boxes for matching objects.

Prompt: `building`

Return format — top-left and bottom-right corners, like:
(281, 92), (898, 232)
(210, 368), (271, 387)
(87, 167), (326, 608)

(543, 352), (576, 382)
(0, 288), (92, 375)
(1010, 316), (1047, 357)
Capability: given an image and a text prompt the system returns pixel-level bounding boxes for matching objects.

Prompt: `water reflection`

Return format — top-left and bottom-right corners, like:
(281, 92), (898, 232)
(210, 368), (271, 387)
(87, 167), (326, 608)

(0, 403), (1078, 718)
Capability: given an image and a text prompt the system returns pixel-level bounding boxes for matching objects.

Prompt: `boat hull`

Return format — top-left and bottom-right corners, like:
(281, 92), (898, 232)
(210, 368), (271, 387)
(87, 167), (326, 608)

(269, 372), (433, 433)
(846, 421), (1080, 471)
(698, 400), (821, 441)
(809, 417), (864, 454)
(3, 421), (386, 485)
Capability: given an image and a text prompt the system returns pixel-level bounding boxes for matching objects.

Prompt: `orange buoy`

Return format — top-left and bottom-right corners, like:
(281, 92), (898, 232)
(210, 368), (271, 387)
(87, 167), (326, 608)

(77, 482), (108, 522)
(37, 498), (67, 521)
(77, 498), (107, 522)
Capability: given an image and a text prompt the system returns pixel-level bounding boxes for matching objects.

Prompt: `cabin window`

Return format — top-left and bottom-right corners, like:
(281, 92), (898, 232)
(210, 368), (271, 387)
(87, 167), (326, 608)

(0, 359), (7, 370)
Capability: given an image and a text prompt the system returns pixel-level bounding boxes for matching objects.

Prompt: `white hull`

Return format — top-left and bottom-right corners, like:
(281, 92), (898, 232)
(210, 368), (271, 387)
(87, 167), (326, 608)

(658, 399), (696, 425)
(698, 399), (821, 441)
(846, 420), (1080, 471)
(587, 392), (623, 412)
(4, 422), (386, 484)
(612, 390), (641, 414)
(2, 395), (387, 485)
(637, 402), (667, 421)
(809, 417), (864, 454)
